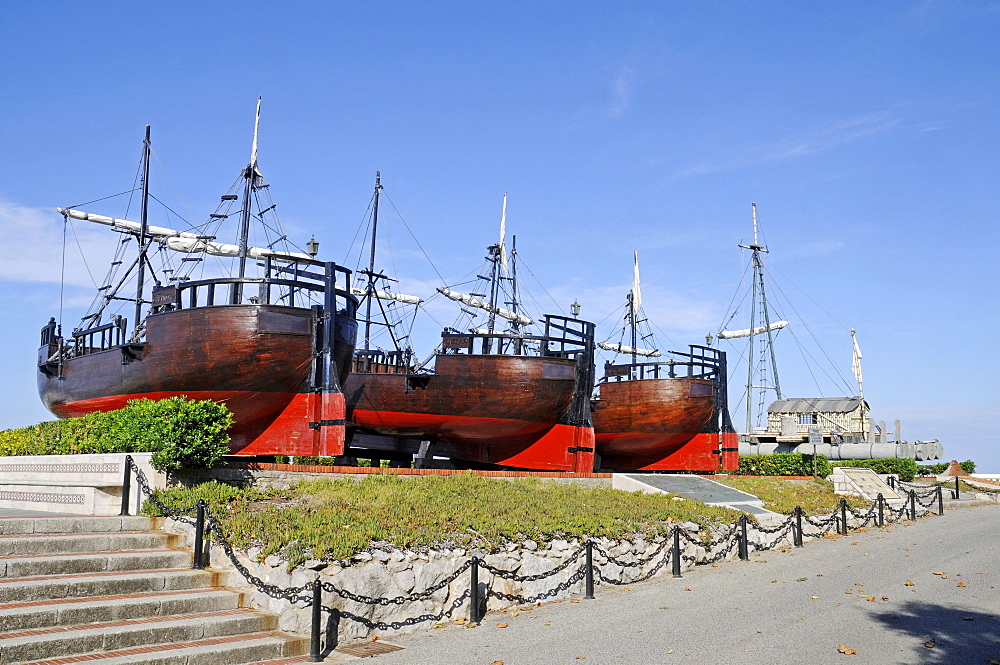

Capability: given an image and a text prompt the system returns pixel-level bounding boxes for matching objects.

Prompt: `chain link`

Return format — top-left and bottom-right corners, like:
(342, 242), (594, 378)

(479, 547), (585, 582)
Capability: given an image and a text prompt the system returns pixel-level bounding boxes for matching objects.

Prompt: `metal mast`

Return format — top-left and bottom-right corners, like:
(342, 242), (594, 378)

(739, 202), (783, 434)
(133, 124), (152, 334)
(363, 171), (382, 350)
(233, 97), (262, 304)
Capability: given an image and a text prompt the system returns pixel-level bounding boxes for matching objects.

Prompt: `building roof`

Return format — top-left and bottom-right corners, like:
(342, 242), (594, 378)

(767, 397), (865, 414)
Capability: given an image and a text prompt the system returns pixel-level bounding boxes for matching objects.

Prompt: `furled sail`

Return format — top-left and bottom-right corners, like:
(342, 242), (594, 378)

(597, 341), (661, 357)
(350, 287), (423, 305)
(716, 320), (789, 339)
(630, 250), (642, 315)
(59, 207), (312, 263)
(436, 287), (533, 326)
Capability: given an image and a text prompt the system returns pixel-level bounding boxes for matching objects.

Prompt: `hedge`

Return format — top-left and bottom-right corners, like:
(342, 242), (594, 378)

(830, 458), (918, 482)
(0, 397), (233, 472)
(917, 460), (976, 476)
(738, 453), (833, 477)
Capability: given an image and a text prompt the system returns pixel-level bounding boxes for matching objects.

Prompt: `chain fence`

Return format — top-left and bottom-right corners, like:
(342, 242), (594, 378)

(121, 456), (949, 662)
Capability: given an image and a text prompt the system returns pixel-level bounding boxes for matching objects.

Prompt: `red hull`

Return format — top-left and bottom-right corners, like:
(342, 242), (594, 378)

(345, 354), (594, 471)
(593, 377), (717, 470)
(38, 305), (356, 456)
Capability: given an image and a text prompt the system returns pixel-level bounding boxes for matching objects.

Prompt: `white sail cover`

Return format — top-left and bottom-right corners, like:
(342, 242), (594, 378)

(436, 287), (533, 326)
(631, 250), (642, 315)
(350, 287), (422, 305)
(597, 341), (661, 357)
(717, 320), (789, 339)
(498, 193), (509, 275)
(851, 329), (863, 384)
(59, 207), (312, 263)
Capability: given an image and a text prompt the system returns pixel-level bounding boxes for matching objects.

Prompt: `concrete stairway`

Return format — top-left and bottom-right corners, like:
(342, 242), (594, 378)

(0, 515), (310, 665)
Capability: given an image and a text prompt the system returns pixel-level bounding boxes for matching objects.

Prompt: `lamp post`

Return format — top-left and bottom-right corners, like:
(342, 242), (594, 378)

(571, 300), (581, 318)
(306, 236), (319, 257)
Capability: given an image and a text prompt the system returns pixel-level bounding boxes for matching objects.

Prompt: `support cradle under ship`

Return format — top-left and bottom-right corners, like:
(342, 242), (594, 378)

(37, 113), (359, 456)
(591, 252), (738, 471)
(342, 188), (597, 472)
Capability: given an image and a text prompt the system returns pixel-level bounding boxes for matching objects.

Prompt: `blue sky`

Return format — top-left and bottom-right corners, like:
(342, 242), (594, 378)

(2, 2), (997, 470)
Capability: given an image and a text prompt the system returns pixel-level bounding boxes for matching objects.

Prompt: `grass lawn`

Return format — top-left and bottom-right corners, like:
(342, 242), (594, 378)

(146, 473), (745, 567)
(711, 475), (867, 515)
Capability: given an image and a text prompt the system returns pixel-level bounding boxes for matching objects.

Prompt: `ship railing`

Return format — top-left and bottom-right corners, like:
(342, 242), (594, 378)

(441, 315), (595, 359)
(70, 317), (128, 357)
(600, 344), (725, 383)
(158, 258), (357, 316)
(353, 349), (412, 374)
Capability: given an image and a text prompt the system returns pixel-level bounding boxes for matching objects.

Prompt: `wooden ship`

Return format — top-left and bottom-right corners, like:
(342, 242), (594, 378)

(37, 104), (359, 456)
(342, 190), (596, 472)
(591, 252), (738, 471)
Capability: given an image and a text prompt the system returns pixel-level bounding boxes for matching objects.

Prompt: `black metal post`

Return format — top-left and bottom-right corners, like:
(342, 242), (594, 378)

(738, 515), (749, 561)
(470, 557), (482, 624)
(793, 507), (803, 547)
(119, 455), (132, 516)
(887, 475), (895, 490)
(954, 476), (960, 500)
(877, 493), (885, 527)
(309, 579), (323, 662)
(909, 490), (917, 521)
(584, 541), (595, 599)
(192, 500), (205, 570)
(671, 527), (682, 578)
(937, 484), (944, 515)
(840, 498), (849, 536)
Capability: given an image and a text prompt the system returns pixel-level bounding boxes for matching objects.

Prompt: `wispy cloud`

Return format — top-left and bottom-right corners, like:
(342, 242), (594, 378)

(669, 111), (900, 182)
(0, 200), (117, 289)
(605, 66), (636, 118)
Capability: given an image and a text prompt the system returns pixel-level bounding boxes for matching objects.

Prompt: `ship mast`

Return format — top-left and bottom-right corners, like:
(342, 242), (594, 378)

(363, 171), (383, 350)
(233, 97), (262, 304)
(739, 202), (783, 434)
(133, 124), (152, 333)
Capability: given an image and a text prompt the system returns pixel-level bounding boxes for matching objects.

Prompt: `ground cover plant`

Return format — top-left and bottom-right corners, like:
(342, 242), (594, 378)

(711, 475), (866, 515)
(145, 473), (744, 567)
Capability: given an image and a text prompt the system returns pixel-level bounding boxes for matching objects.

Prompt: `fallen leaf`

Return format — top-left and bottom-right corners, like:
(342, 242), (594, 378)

(811, 596), (820, 599)
(684, 588), (692, 591)
(570, 599), (580, 603)
(932, 572), (946, 576)
(882, 596), (889, 601)
(867, 596), (877, 602)
(491, 661), (504, 665)
(905, 548), (911, 551)
(957, 582), (967, 587)
(509, 611), (520, 617)
(851, 542), (859, 546)
(497, 623), (509, 628)
(370, 635), (379, 641)
(576, 658), (586, 661)
(905, 580), (915, 586)
(530, 615), (538, 618)
(623, 588), (632, 592)
(864, 553), (870, 556)
(837, 644), (857, 655)
(923, 638), (936, 649)
(844, 590), (853, 595)
(454, 618), (467, 625)
(712, 564), (719, 567)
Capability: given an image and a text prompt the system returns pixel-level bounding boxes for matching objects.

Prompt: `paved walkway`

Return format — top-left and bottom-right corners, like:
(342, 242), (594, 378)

(367, 503), (1000, 665)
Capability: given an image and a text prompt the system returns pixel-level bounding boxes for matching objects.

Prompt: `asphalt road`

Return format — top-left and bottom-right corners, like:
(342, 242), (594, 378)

(365, 503), (1000, 665)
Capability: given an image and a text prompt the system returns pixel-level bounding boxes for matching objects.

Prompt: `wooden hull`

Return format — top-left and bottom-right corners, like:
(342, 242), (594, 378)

(344, 353), (588, 470)
(37, 305), (356, 455)
(593, 377), (717, 470)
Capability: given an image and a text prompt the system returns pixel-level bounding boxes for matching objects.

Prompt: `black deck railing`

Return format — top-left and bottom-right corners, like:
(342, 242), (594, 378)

(118, 456), (952, 661)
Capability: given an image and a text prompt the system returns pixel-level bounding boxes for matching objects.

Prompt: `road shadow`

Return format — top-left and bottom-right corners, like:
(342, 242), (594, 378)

(872, 600), (1000, 664)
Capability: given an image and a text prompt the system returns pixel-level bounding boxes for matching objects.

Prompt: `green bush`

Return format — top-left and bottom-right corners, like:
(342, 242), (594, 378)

(960, 460), (976, 474)
(831, 458), (918, 482)
(918, 460), (977, 477)
(0, 397), (232, 472)
(738, 453), (832, 477)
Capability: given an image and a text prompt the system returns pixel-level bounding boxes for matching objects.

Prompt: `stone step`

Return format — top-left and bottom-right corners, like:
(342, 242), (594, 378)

(0, 587), (244, 632)
(1, 548), (191, 578)
(0, 515), (157, 536)
(6, 630), (308, 665)
(0, 529), (178, 556)
(0, 567), (219, 603)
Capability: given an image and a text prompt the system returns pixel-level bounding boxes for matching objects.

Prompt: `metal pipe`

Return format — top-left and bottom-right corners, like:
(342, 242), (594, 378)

(671, 527), (682, 578)
(470, 557), (482, 624)
(937, 484), (944, 516)
(119, 455), (132, 516)
(309, 580), (323, 661)
(794, 507), (803, 547)
(840, 498), (849, 535)
(877, 493), (885, 527)
(738, 515), (749, 560)
(192, 500), (205, 570)
(584, 541), (594, 599)
(909, 490), (917, 521)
